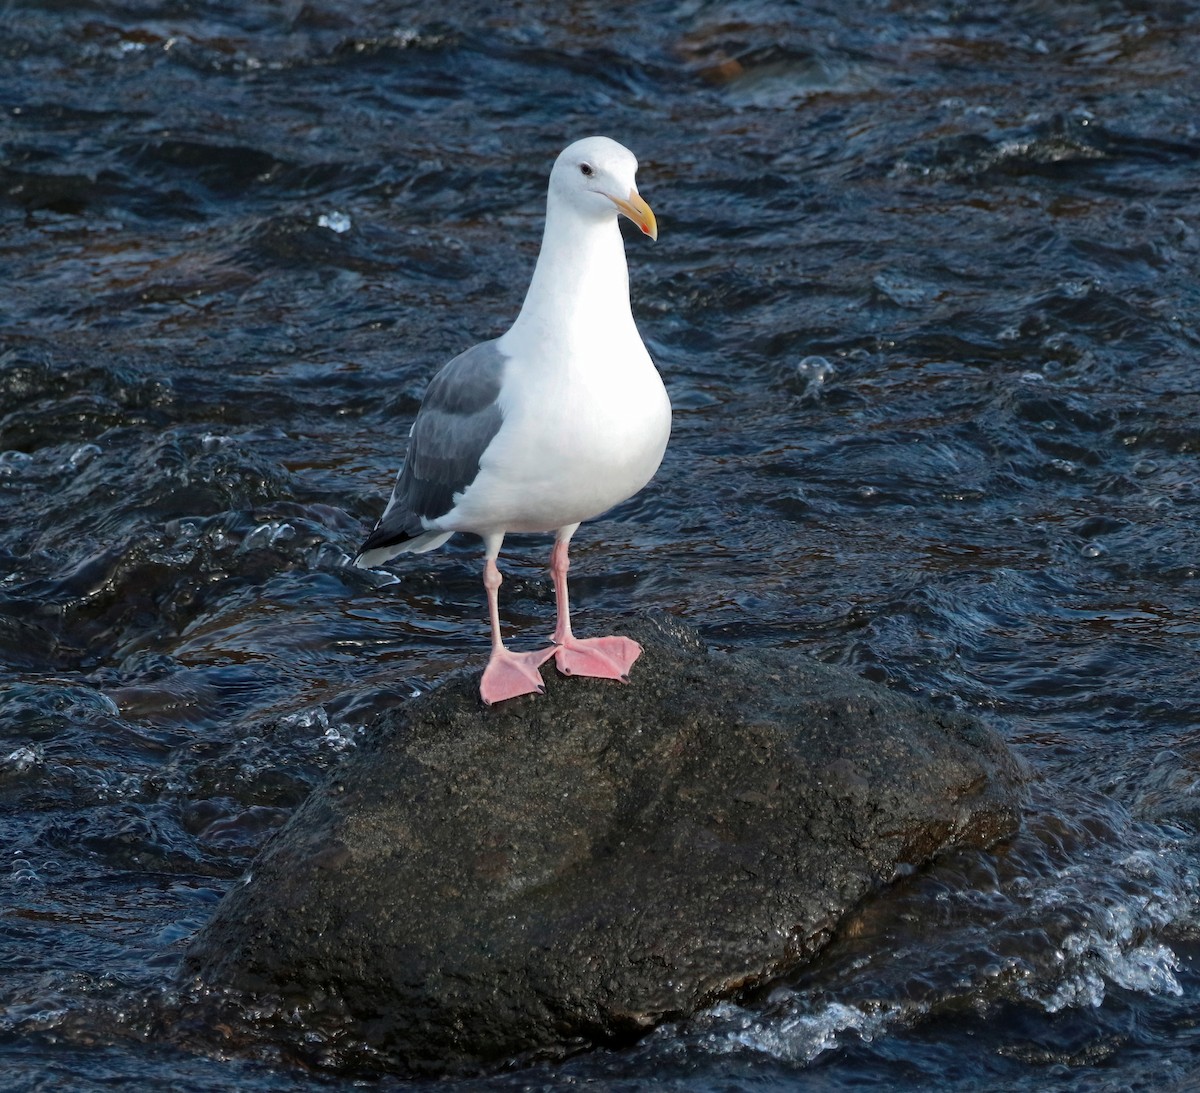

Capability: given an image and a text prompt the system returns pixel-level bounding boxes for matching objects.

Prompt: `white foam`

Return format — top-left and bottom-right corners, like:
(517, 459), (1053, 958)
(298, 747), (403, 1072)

(2, 745), (40, 773)
(278, 706), (330, 733)
(276, 707), (360, 752)
(688, 996), (913, 1065)
(318, 211), (352, 234)
(1034, 905), (1183, 1013)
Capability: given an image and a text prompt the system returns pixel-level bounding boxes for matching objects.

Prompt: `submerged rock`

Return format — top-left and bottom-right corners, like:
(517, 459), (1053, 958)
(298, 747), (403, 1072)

(184, 612), (1022, 1074)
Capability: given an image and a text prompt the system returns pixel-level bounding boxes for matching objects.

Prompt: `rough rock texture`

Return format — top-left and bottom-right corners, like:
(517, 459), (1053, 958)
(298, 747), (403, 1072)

(185, 613), (1022, 1074)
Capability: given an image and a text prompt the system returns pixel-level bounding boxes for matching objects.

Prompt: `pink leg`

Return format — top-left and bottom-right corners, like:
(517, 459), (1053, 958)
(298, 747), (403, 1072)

(479, 557), (555, 705)
(550, 536), (642, 682)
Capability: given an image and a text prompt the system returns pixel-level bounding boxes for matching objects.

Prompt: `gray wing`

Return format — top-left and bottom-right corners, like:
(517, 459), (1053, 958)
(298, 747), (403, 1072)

(356, 339), (506, 557)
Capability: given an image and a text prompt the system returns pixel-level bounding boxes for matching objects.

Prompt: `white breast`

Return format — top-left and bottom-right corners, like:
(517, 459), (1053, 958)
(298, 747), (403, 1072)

(445, 334), (670, 535)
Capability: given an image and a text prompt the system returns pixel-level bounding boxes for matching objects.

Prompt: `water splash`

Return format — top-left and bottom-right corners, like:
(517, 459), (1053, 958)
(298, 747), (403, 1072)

(686, 997), (915, 1065)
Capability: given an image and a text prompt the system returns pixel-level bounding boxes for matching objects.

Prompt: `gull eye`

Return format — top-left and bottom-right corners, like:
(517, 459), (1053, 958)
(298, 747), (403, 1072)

(579, 162), (594, 177)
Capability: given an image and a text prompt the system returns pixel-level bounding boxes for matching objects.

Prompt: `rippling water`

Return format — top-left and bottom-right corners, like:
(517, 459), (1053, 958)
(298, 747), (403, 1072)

(4, 1), (1200, 1088)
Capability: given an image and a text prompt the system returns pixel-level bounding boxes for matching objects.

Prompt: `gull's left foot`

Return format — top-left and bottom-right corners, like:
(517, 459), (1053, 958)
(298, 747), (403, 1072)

(553, 634), (642, 682)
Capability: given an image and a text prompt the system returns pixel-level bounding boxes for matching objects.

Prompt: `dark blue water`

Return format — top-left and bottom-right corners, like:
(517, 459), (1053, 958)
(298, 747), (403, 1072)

(3, 1), (1200, 1088)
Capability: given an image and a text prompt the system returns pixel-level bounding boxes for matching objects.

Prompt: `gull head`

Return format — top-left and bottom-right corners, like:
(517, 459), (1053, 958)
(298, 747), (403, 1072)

(549, 136), (658, 241)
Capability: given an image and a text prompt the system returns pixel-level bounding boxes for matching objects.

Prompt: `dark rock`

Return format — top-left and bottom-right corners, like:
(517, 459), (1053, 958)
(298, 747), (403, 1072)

(184, 612), (1022, 1075)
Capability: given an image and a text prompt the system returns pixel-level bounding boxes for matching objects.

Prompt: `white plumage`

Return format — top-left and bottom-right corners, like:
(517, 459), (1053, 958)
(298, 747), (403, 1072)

(356, 136), (670, 704)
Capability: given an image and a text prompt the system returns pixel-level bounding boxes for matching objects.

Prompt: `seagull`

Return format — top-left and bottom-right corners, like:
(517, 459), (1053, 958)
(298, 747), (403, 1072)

(355, 136), (671, 705)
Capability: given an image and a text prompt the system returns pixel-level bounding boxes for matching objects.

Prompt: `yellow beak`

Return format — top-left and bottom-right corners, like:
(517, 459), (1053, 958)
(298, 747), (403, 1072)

(609, 188), (658, 241)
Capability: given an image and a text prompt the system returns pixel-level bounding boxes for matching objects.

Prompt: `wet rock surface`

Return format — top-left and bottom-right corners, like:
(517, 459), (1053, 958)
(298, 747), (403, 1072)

(185, 613), (1022, 1074)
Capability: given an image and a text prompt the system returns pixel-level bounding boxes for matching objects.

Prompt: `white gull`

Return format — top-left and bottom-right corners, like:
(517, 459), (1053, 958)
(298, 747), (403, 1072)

(355, 136), (671, 704)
